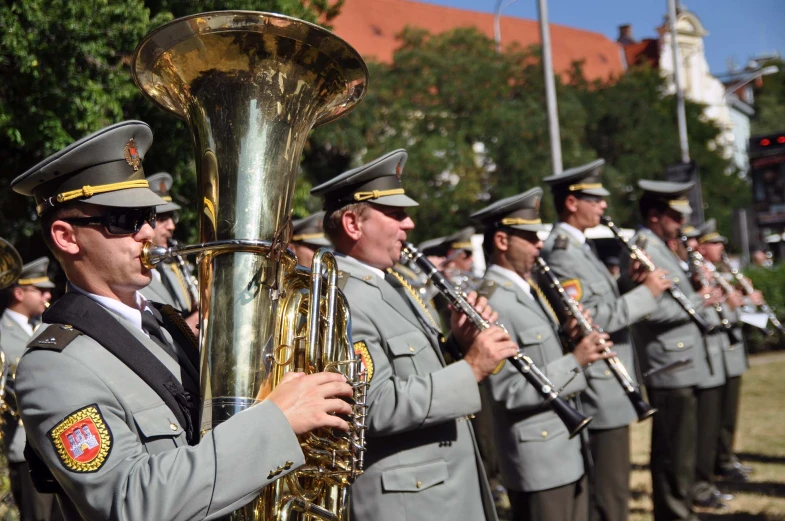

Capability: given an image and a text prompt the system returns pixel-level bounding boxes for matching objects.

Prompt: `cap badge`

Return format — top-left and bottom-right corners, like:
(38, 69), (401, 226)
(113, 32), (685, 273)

(159, 181), (167, 193)
(395, 160), (403, 179)
(124, 138), (141, 171)
(534, 197), (540, 211)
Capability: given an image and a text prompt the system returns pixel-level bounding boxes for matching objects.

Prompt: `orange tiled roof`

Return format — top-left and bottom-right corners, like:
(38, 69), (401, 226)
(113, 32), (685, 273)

(331, 0), (625, 81)
(622, 39), (659, 68)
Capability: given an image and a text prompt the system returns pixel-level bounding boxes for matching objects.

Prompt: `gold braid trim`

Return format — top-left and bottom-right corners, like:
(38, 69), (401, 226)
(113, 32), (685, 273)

(353, 188), (405, 202)
(56, 180), (150, 204)
(698, 232), (720, 244)
(568, 182), (603, 192)
(386, 269), (441, 330)
(529, 281), (560, 324)
(292, 232), (326, 242)
(500, 217), (542, 226)
(18, 276), (50, 285)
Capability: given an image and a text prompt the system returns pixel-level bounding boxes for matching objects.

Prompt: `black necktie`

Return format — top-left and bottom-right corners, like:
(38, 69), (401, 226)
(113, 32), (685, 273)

(141, 309), (178, 361)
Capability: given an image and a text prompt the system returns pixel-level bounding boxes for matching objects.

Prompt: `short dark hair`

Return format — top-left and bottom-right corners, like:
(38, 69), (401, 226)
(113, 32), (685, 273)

(638, 196), (668, 222)
(551, 189), (569, 217)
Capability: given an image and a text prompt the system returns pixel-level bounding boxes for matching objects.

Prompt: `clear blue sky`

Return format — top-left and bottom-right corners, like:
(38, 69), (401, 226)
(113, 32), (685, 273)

(421, 0), (784, 75)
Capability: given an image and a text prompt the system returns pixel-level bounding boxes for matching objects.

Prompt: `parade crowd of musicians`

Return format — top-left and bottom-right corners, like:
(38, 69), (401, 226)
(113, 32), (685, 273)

(0, 118), (775, 521)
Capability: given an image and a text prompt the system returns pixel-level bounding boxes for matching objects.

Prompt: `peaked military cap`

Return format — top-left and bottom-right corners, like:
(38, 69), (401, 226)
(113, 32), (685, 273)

(417, 236), (447, 257)
(680, 224), (701, 239)
(638, 179), (694, 215)
(310, 149), (418, 211)
(470, 187), (548, 233)
(12, 121), (165, 215)
(292, 211), (331, 248)
(698, 218), (727, 244)
(543, 159), (610, 197)
(147, 172), (181, 214)
(17, 257), (55, 289)
(443, 227), (475, 252)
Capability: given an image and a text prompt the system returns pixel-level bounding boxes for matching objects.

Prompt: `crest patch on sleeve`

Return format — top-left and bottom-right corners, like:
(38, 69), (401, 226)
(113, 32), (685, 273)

(561, 279), (583, 302)
(48, 404), (112, 473)
(353, 341), (374, 383)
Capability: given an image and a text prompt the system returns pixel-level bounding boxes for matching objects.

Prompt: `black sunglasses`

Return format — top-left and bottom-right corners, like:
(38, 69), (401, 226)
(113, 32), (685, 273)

(62, 207), (157, 235)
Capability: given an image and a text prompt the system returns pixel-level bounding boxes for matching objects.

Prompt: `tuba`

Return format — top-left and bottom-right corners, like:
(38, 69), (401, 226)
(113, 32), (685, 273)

(132, 11), (369, 520)
(0, 238), (22, 435)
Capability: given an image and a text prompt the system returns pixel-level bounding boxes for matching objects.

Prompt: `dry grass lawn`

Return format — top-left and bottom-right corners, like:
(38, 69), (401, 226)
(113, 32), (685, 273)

(631, 354), (785, 521)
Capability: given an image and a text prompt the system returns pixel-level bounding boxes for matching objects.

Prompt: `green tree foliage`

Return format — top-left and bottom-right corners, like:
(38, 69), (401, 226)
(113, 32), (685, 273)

(0, 0), (339, 261)
(308, 27), (742, 243)
(750, 58), (785, 136)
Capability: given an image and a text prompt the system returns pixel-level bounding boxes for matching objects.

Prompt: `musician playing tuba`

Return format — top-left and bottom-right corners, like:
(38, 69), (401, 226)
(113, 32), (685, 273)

(539, 160), (671, 521)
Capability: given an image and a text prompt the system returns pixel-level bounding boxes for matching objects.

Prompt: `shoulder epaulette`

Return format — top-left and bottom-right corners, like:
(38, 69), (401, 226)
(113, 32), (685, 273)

(26, 324), (82, 353)
(478, 279), (498, 299)
(554, 234), (569, 251)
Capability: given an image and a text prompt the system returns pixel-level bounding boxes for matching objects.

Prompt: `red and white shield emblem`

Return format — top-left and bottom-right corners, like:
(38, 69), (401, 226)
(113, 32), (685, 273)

(49, 404), (112, 473)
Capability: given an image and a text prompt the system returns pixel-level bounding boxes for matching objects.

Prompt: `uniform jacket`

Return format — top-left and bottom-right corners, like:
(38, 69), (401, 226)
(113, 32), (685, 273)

(540, 223), (658, 429)
(16, 295), (304, 521)
(716, 269), (748, 378)
(479, 267), (587, 493)
(336, 255), (497, 521)
(685, 262), (728, 390)
(0, 309), (31, 462)
(618, 229), (711, 389)
(140, 262), (193, 312)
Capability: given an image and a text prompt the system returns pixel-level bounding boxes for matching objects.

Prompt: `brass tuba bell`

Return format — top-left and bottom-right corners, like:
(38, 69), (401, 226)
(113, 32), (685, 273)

(132, 11), (369, 520)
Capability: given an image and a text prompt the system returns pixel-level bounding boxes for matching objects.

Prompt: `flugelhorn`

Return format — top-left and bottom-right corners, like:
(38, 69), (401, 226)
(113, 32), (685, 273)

(133, 11), (369, 521)
(600, 216), (713, 334)
(721, 252), (785, 335)
(400, 242), (592, 438)
(678, 230), (740, 345)
(534, 257), (656, 421)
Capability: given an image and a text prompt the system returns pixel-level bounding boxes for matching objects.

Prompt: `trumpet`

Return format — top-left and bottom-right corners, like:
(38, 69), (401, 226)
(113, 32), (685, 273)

(167, 238), (199, 312)
(600, 216), (713, 334)
(678, 230), (740, 345)
(534, 257), (656, 421)
(721, 252), (785, 335)
(400, 241), (592, 438)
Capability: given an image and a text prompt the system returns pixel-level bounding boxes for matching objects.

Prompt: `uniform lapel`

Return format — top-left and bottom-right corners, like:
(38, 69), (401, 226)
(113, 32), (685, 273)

(1, 311), (32, 345)
(486, 269), (550, 324)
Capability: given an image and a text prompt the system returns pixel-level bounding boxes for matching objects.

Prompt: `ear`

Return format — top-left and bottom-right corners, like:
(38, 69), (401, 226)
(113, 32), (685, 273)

(342, 210), (363, 241)
(646, 208), (659, 224)
(564, 194), (580, 213)
(12, 286), (25, 302)
(51, 220), (81, 257)
(493, 230), (508, 253)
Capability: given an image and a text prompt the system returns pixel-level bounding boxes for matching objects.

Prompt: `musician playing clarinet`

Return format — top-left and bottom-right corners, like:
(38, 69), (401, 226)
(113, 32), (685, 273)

(471, 186), (612, 521)
(539, 160), (671, 521)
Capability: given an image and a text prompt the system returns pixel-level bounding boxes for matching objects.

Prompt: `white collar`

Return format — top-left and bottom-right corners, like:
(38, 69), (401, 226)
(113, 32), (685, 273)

(5, 308), (33, 336)
(68, 283), (149, 334)
(558, 222), (586, 244)
(487, 264), (534, 300)
(335, 252), (387, 280)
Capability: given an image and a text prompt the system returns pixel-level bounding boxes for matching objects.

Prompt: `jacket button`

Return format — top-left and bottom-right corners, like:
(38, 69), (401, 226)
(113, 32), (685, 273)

(674, 277), (680, 283)
(604, 370), (611, 376)
(541, 431), (548, 438)
(409, 346), (415, 352)
(170, 423), (178, 431)
(536, 334), (542, 340)
(677, 342), (684, 348)
(416, 480), (422, 489)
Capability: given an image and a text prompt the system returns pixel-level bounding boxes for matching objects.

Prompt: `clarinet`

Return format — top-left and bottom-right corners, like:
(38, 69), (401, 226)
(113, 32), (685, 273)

(168, 238), (200, 312)
(600, 216), (712, 334)
(722, 252), (784, 335)
(678, 231), (740, 345)
(401, 241), (592, 438)
(534, 257), (656, 421)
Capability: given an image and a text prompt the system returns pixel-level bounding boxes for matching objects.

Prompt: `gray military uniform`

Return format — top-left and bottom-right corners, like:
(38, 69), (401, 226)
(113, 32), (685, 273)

(541, 223), (658, 428)
(18, 295), (305, 521)
(479, 267), (587, 492)
(140, 262), (193, 312)
(337, 254), (496, 521)
(0, 309), (31, 463)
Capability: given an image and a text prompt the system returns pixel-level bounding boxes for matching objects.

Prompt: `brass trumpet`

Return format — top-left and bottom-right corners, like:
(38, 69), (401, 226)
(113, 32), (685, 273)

(133, 11), (369, 520)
